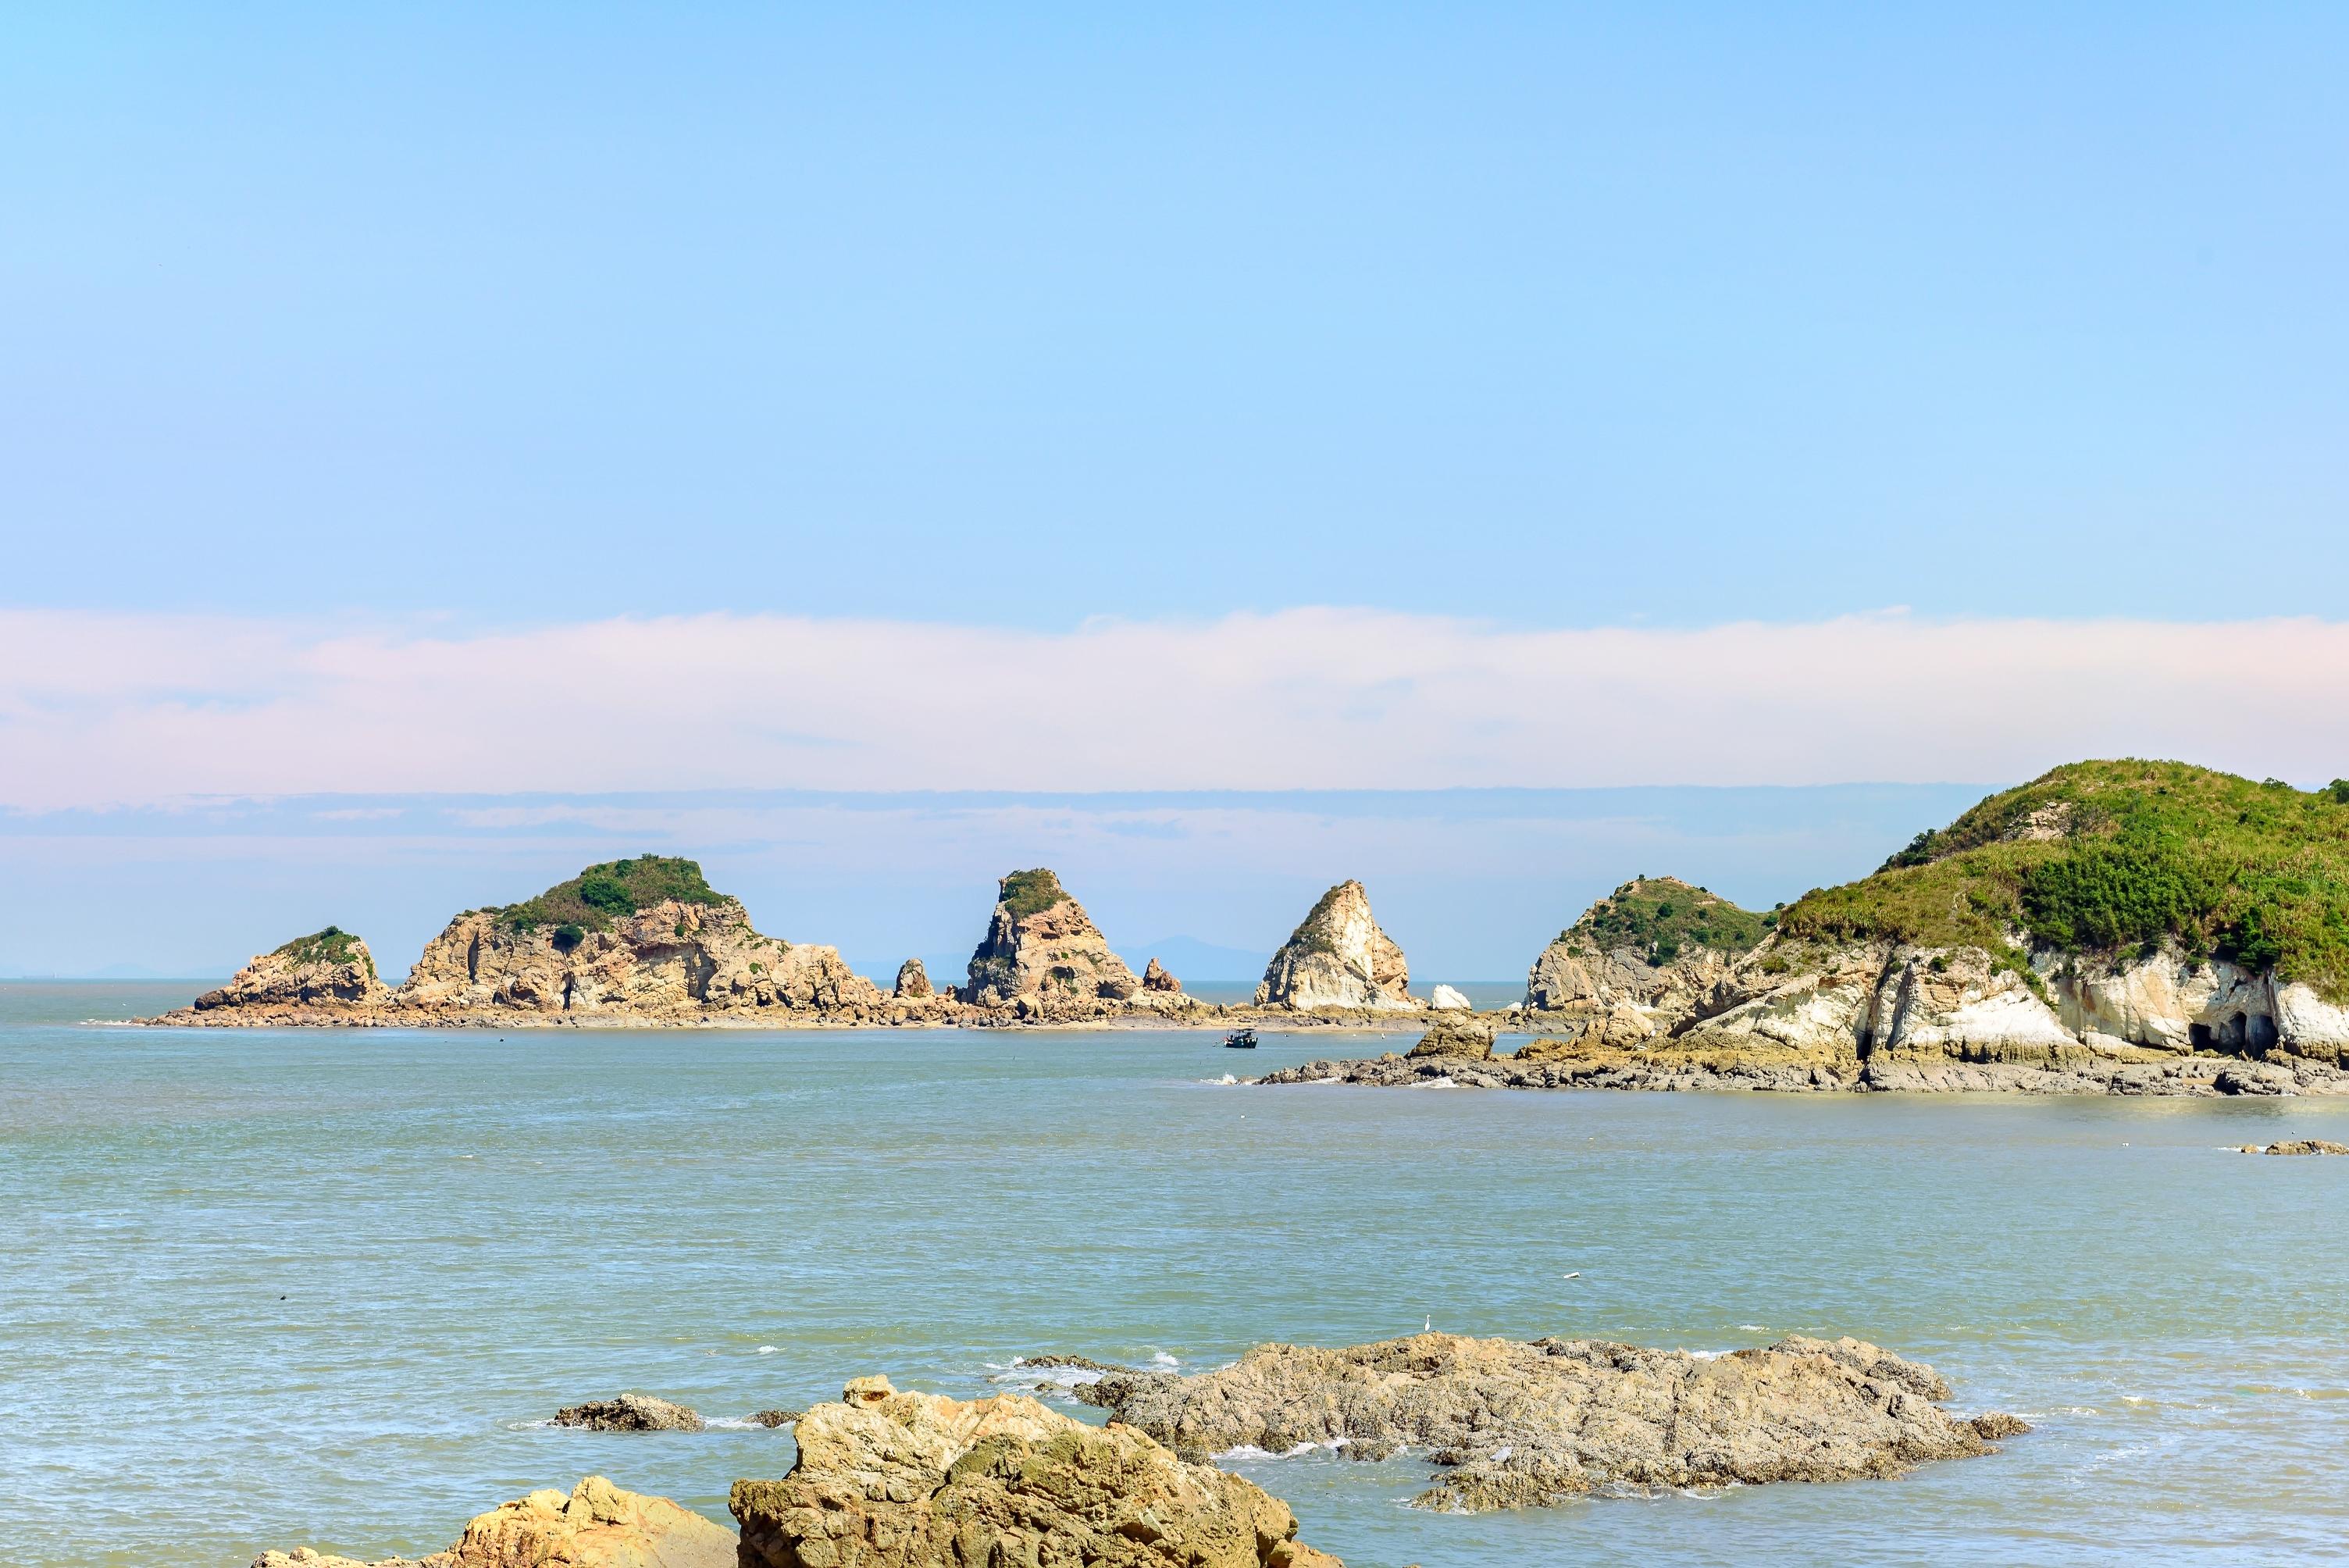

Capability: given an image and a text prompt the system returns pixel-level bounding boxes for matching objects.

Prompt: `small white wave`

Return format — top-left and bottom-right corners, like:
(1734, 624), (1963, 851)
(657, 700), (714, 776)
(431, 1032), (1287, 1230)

(1737, 1324), (1766, 1332)
(756, 1345), (779, 1355)
(1150, 1351), (1180, 1369)
(1215, 1441), (1328, 1459)
(1416, 1076), (1458, 1089)
(1198, 1074), (1239, 1085)
(704, 1416), (768, 1430)
(1684, 1349), (1727, 1361)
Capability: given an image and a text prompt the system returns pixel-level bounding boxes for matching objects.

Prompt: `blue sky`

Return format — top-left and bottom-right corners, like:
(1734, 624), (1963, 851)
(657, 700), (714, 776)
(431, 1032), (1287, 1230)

(5, 4), (2345, 626)
(5, 5), (2347, 978)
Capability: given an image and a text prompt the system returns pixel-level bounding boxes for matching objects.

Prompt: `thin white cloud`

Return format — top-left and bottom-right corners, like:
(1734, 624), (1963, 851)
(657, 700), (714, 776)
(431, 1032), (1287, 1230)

(3, 606), (2346, 809)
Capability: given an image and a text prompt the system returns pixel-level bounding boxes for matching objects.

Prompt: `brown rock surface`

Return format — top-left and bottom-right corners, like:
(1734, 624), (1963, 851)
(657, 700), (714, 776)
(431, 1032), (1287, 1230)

(253, 1477), (734, 1568)
(893, 957), (933, 999)
(194, 928), (388, 1014)
(1404, 1013), (1496, 1060)
(1142, 956), (1183, 992)
(1255, 881), (1416, 1011)
(1079, 1332), (2019, 1513)
(730, 1374), (1342, 1568)
(960, 868), (1141, 1007)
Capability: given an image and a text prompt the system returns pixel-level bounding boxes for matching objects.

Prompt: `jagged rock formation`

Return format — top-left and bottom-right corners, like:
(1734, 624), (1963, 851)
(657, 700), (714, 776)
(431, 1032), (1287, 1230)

(730, 1374), (1341, 1568)
(551, 1392), (703, 1431)
(893, 957), (933, 999)
(960, 868), (1141, 1006)
(1406, 1013), (1495, 1060)
(1523, 877), (1766, 1015)
(194, 928), (389, 1017)
(154, 857), (885, 1027)
(1077, 1332), (2019, 1513)
(1254, 882), (1416, 1011)
(1142, 956), (1182, 992)
(252, 1477), (734, 1568)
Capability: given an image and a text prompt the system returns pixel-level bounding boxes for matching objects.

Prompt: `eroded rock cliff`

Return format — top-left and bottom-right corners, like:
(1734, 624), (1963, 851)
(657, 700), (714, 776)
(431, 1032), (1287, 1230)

(193, 928), (389, 1018)
(959, 868), (1142, 1006)
(1255, 881), (1417, 1011)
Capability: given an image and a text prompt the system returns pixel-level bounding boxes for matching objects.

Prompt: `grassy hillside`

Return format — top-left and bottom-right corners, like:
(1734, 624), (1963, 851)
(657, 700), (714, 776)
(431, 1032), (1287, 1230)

(999, 868), (1071, 921)
(1564, 877), (1771, 965)
(497, 856), (727, 936)
(273, 926), (373, 976)
(1780, 761), (2349, 1000)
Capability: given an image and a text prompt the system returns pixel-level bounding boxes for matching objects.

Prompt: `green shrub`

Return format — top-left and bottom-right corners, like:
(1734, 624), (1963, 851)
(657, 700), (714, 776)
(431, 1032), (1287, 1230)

(551, 923), (586, 951)
(499, 856), (725, 935)
(1782, 760), (2349, 1001)
(273, 925), (373, 977)
(999, 868), (1069, 921)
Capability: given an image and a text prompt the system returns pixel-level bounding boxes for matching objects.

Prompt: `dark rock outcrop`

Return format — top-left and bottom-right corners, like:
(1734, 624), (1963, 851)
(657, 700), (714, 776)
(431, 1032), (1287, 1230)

(551, 1392), (704, 1432)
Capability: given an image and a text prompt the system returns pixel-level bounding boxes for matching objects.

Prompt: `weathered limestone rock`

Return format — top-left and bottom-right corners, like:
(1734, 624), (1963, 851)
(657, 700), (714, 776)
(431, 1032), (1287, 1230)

(551, 1392), (704, 1431)
(1079, 1332), (2019, 1513)
(194, 928), (388, 1014)
(1405, 1012), (1495, 1061)
(396, 898), (878, 1021)
(253, 1477), (734, 1568)
(1428, 984), (1471, 1010)
(1142, 957), (1183, 993)
(1255, 882), (1415, 1011)
(2242, 1139), (2349, 1155)
(960, 869), (1141, 1007)
(730, 1374), (1342, 1568)
(893, 957), (933, 999)
(1521, 879), (1757, 1017)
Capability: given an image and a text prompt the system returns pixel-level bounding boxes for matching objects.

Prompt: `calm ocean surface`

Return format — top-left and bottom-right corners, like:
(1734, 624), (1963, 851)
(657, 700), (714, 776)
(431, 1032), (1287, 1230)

(5, 981), (2347, 1567)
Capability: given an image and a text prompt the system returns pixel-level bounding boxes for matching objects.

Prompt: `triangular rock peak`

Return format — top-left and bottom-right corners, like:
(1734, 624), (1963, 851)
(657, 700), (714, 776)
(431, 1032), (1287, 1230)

(1255, 879), (1417, 1010)
(961, 868), (1141, 1005)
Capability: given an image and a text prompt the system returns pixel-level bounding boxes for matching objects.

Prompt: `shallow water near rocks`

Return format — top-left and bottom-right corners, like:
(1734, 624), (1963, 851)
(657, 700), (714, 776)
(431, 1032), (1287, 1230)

(5, 982), (2347, 1566)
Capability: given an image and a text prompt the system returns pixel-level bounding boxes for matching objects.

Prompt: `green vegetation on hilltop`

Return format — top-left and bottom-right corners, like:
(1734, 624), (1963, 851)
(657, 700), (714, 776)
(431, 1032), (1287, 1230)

(1781, 760), (2349, 1000)
(273, 926), (374, 977)
(999, 868), (1070, 921)
(1567, 878), (1770, 965)
(499, 856), (726, 935)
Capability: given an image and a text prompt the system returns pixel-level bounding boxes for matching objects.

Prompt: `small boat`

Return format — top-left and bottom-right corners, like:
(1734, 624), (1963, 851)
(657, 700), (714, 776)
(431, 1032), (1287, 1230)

(1222, 1028), (1259, 1049)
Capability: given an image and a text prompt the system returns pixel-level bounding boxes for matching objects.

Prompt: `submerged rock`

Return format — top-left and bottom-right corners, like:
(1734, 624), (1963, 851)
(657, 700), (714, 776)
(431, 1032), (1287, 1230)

(2241, 1139), (2349, 1155)
(1078, 1332), (2020, 1513)
(730, 1374), (1342, 1567)
(1255, 881), (1417, 1011)
(552, 1392), (704, 1431)
(253, 1476), (734, 1568)
(750, 1407), (803, 1427)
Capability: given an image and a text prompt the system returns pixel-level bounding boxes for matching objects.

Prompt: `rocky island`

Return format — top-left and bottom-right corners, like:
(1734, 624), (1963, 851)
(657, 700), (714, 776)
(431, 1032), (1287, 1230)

(1267, 761), (2349, 1095)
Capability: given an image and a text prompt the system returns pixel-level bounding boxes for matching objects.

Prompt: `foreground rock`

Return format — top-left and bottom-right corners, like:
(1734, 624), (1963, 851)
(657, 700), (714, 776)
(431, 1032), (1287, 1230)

(254, 1476), (733, 1568)
(2240, 1138), (2349, 1154)
(731, 1374), (1341, 1567)
(193, 928), (389, 1019)
(1078, 1332), (2020, 1512)
(552, 1392), (704, 1431)
(961, 868), (1145, 1008)
(1256, 881), (1417, 1011)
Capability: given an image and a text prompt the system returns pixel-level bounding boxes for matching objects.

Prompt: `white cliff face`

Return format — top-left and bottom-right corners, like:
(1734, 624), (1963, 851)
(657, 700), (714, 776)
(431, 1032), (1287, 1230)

(1255, 881), (1417, 1011)
(394, 897), (880, 1018)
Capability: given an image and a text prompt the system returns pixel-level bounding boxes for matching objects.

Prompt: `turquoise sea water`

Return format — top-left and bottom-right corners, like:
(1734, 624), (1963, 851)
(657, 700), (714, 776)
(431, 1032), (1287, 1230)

(5, 982), (2348, 1567)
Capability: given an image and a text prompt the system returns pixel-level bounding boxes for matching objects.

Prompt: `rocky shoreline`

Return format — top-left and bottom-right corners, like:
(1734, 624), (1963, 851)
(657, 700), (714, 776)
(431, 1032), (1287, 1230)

(255, 1329), (2023, 1565)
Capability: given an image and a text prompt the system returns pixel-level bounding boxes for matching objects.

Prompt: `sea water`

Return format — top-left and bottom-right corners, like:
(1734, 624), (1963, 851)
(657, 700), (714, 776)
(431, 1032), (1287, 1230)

(4, 982), (2347, 1566)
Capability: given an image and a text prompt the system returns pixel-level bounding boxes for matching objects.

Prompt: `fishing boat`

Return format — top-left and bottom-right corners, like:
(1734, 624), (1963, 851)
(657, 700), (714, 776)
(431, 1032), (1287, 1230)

(1222, 1028), (1259, 1049)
